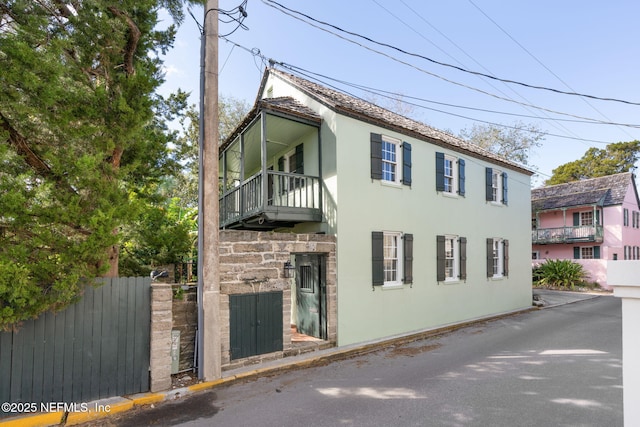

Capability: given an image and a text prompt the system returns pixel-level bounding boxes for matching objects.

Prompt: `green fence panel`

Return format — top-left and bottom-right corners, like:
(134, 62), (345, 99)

(0, 277), (151, 415)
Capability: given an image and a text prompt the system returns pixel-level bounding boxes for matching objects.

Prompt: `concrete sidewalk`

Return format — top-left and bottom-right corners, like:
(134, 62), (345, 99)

(0, 289), (605, 427)
(533, 288), (605, 307)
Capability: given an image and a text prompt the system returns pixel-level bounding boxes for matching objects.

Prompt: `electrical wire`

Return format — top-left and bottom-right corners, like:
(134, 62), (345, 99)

(261, 0), (640, 127)
(263, 0), (640, 106)
(466, 0), (636, 141)
(189, 0), (249, 37)
(218, 36), (639, 145)
(390, 0), (587, 144)
(279, 63), (613, 145)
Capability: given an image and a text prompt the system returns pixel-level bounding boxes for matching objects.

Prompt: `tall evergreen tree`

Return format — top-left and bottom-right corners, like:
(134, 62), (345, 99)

(0, 0), (201, 327)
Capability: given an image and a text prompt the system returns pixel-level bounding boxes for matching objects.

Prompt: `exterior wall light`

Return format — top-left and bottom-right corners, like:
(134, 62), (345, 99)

(283, 261), (295, 278)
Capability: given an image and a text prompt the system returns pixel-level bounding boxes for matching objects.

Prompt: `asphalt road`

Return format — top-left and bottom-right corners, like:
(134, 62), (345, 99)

(104, 295), (622, 427)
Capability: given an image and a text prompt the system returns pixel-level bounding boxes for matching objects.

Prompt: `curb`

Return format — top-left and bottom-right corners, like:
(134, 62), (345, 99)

(535, 291), (604, 309)
(1, 298), (587, 427)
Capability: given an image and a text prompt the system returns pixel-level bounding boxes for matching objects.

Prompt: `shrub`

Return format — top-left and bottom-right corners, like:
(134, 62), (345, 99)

(533, 259), (588, 289)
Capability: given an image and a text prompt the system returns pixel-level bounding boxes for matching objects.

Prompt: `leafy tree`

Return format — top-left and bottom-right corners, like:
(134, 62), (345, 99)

(119, 198), (197, 277)
(168, 95), (250, 208)
(119, 95), (249, 276)
(546, 141), (640, 185)
(459, 121), (545, 167)
(0, 0), (200, 328)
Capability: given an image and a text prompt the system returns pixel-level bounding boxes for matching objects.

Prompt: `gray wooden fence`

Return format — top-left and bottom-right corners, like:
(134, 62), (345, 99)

(0, 277), (150, 411)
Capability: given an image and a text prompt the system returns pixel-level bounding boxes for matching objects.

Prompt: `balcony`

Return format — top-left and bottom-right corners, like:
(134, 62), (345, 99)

(220, 170), (322, 229)
(532, 225), (603, 245)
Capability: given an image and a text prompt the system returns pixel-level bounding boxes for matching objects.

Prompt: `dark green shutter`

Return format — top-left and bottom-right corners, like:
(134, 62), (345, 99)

(402, 142), (412, 186)
(573, 247), (580, 259)
(436, 235), (446, 281)
(486, 238), (494, 277)
(502, 172), (508, 205)
(485, 168), (493, 201)
(573, 213), (580, 226)
(295, 143), (304, 174)
(403, 234), (413, 284)
(458, 159), (466, 196)
(460, 237), (467, 280)
(278, 156), (285, 171)
(503, 240), (509, 277)
(596, 209), (601, 225)
(370, 133), (383, 180)
(435, 152), (445, 191)
(594, 246), (601, 259)
(372, 232), (384, 286)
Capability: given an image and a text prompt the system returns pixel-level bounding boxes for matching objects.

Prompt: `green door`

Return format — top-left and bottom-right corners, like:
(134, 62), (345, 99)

(229, 292), (283, 360)
(295, 254), (326, 339)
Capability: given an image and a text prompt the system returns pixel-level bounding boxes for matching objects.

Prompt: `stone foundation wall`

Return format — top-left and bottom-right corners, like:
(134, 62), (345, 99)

(149, 231), (338, 389)
(219, 230), (337, 369)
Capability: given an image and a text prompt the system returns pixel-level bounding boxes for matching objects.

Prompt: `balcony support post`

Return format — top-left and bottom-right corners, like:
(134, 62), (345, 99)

(261, 112), (268, 213)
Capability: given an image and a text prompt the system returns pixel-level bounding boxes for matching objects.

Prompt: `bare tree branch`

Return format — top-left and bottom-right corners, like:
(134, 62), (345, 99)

(107, 6), (141, 77)
(0, 112), (55, 179)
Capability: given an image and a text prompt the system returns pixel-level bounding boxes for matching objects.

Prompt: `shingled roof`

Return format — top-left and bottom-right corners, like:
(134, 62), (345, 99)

(256, 68), (534, 176)
(531, 172), (637, 211)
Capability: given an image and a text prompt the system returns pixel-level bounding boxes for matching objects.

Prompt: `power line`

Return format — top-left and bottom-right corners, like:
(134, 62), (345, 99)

(466, 0), (636, 141)
(188, 1), (249, 36)
(323, 78), (640, 128)
(263, 0), (640, 107)
(259, 0), (639, 125)
(218, 36), (637, 145)
(278, 63), (613, 145)
(375, 0), (589, 143)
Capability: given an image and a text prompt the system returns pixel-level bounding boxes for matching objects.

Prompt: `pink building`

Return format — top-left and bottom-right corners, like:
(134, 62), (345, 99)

(532, 172), (640, 289)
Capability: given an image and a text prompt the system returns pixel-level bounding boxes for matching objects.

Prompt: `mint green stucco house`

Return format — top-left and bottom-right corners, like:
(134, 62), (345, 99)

(219, 68), (534, 347)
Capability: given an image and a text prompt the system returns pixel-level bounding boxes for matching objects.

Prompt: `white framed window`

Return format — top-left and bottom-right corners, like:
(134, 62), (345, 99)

(580, 211), (593, 226)
(381, 136), (400, 184)
(624, 208), (629, 227)
(493, 239), (503, 277)
(486, 168), (507, 205)
(444, 156), (456, 193)
(532, 251), (540, 260)
(373, 231), (413, 287)
(582, 247), (594, 259)
(487, 238), (508, 278)
(491, 170), (501, 202)
(574, 246), (600, 259)
(383, 232), (403, 286)
(444, 235), (459, 281)
(437, 235), (467, 282)
(436, 152), (465, 196)
(371, 133), (411, 187)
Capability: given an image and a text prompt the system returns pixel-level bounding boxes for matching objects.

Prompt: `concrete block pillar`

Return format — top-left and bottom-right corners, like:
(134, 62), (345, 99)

(610, 261), (640, 427)
(150, 283), (173, 392)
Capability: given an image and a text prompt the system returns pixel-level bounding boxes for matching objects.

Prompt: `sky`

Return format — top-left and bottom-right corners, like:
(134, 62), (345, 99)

(158, 0), (640, 187)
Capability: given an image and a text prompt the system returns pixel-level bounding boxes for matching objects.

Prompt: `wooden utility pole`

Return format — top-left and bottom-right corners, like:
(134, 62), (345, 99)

(198, 0), (221, 380)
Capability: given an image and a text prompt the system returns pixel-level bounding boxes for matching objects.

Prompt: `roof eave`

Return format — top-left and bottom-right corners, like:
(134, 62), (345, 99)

(270, 68), (533, 176)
